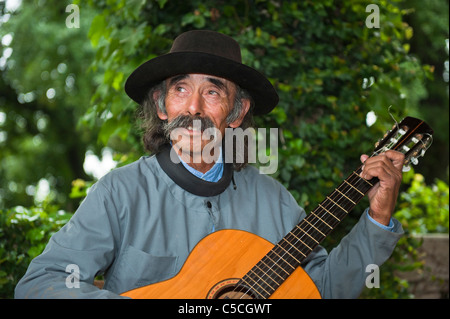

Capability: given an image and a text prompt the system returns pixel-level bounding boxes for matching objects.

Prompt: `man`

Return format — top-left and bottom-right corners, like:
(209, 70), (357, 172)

(15, 30), (404, 299)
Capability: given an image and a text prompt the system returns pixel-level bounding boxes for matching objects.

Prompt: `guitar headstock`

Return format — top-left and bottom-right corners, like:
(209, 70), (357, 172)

(373, 116), (433, 170)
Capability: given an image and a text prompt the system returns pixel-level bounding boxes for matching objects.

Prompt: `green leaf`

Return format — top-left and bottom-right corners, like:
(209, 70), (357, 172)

(88, 14), (109, 48)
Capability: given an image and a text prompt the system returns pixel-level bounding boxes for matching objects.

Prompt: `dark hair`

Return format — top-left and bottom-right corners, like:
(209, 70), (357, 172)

(137, 80), (255, 171)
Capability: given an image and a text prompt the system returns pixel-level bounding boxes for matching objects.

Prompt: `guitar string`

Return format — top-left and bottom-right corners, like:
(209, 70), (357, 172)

(232, 164), (369, 299)
(222, 124), (426, 299)
(265, 122), (428, 298)
(233, 165), (370, 299)
(233, 122), (426, 299)
(299, 119), (428, 252)
(233, 174), (361, 298)
(242, 173), (371, 299)
(286, 120), (426, 267)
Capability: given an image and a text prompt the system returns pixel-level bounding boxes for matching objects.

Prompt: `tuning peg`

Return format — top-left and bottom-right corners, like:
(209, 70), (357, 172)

(410, 157), (419, 165)
(374, 140), (380, 148)
(402, 165), (411, 172)
(420, 149), (427, 157)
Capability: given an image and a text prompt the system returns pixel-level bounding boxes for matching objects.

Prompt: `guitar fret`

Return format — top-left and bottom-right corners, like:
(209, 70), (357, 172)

(270, 249), (296, 270)
(303, 219), (326, 237)
(273, 244), (300, 269)
(295, 224), (320, 244)
(281, 237), (308, 258)
(326, 196), (348, 214)
(291, 228), (318, 254)
(344, 179), (364, 196)
(310, 211), (333, 230)
(288, 231), (313, 251)
(247, 269), (274, 295)
(335, 188), (356, 205)
(318, 203), (341, 221)
(329, 191), (357, 213)
(239, 277), (265, 299)
(353, 171), (373, 186)
(254, 262), (285, 282)
(278, 242), (302, 264)
(263, 255), (290, 276)
(259, 258), (288, 280)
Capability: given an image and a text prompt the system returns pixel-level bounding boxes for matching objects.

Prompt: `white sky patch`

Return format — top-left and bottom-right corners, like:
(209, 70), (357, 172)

(366, 111), (377, 127)
(83, 148), (117, 179)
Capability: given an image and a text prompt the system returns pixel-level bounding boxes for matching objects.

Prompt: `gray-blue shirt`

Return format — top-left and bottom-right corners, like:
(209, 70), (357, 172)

(15, 152), (403, 299)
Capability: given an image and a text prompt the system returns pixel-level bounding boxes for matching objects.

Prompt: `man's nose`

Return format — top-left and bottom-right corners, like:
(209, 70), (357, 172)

(187, 91), (204, 116)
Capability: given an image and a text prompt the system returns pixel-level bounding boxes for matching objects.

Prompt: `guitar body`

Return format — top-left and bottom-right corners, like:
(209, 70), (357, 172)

(121, 229), (321, 299)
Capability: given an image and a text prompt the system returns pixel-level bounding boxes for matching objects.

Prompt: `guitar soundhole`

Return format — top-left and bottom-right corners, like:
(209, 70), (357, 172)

(206, 278), (256, 299)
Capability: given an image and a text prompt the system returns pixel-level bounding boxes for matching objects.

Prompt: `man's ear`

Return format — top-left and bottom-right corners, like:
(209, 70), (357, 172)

(153, 90), (168, 120)
(228, 98), (250, 128)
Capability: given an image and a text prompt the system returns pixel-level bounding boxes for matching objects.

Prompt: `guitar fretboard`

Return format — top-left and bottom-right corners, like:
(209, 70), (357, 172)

(236, 166), (378, 299)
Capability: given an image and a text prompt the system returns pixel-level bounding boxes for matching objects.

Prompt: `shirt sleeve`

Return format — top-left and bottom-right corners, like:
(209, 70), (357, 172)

(365, 208), (395, 232)
(302, 209), (404, 298)
(14, 180), (128, 299)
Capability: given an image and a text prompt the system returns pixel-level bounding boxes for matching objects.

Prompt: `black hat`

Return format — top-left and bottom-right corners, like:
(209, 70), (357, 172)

(125, 30), (278, 115)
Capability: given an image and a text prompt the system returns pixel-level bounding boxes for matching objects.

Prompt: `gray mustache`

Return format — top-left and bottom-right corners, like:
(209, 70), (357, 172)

(163, 115), (216, 138)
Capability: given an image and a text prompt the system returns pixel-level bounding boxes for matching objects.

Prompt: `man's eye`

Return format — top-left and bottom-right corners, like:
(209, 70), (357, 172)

(176, 87), (186, 92)
(208, 90), (218, 95)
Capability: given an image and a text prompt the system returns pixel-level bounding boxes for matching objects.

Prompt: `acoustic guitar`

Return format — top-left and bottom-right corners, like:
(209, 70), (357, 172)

(121, 117), (433, 299)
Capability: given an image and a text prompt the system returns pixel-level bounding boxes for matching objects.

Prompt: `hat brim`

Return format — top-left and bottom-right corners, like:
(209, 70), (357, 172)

(124, 52), (279, 115)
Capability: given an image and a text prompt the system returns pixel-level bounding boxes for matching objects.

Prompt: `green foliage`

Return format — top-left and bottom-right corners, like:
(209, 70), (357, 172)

(84, 0), (433, 215)
(0, 205), (71, 298)
(0, 0), (99, 211)
(402, 0), (449, 183)
(361, 170), (449, 298)
(396, 170), (449, 234)
(69, 179), (95, 201)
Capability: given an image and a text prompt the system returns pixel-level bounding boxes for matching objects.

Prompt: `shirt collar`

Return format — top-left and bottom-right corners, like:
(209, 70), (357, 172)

(156, 144), (232, 197)
(178, 146), (224, 182)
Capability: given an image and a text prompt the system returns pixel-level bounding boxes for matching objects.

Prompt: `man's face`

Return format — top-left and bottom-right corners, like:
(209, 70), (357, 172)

(156, 73), (249, 160)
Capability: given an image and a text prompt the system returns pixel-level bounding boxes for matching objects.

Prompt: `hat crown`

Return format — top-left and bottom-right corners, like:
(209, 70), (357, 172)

(125, 30), (278, 114)
(170, 30), (242, 63)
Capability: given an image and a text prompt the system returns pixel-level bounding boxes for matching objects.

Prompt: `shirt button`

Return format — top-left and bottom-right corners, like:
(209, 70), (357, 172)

(206, 201), (212, 209)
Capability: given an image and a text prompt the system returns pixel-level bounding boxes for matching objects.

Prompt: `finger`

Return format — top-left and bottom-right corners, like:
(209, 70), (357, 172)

(362, 164), (392, 181)
(360, 154), (397, 179)
(360, 154), (369, 163)
(363, 151), (404, 171)
(383, 150), (405, 171)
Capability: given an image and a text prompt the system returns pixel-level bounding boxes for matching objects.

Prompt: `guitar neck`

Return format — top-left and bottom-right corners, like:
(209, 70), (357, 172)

(238, 165), (377, 299)
(235, 117), (434, 299)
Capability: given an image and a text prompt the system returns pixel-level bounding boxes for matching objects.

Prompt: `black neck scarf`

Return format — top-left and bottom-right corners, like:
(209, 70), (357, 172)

(156, 144), (233, 197)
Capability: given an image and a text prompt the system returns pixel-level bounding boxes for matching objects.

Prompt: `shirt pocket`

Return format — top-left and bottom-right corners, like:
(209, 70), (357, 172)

(114, 245), (178, 291)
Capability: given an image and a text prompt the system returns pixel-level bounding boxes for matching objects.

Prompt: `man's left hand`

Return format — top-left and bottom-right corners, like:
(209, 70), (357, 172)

(360, 150), (405, 226)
